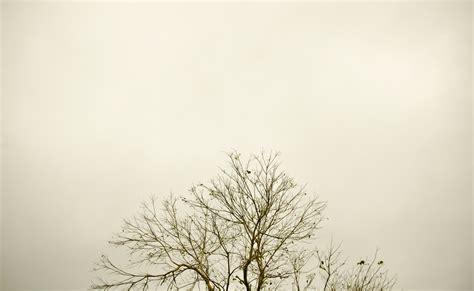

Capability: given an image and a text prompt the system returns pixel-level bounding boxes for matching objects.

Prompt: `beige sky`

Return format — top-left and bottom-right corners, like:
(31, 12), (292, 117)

(1, 1), (472, 290)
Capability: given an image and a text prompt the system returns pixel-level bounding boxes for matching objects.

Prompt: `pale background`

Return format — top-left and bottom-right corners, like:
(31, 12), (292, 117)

(1, 1), (472, 291)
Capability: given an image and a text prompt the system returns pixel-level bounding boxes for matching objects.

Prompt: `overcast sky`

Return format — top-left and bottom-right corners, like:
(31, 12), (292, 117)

(1, 1), (472, 290)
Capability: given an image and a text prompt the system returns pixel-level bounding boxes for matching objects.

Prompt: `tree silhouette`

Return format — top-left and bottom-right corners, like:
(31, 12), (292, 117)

(92, 151), (395, 290)
(313, 241), (396, 291)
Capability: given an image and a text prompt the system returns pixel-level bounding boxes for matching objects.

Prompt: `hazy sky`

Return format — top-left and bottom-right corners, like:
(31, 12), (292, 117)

(1, 1), (472, 290)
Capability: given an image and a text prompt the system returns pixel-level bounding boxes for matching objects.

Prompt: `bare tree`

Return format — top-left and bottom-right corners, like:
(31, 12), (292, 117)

(92, 151), (394, 291)
(187, 152), (326, 291)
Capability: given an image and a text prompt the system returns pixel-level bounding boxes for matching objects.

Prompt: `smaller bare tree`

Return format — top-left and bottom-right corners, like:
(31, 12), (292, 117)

(289, 241), (396, 291)
(341, 249), (396, 291)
